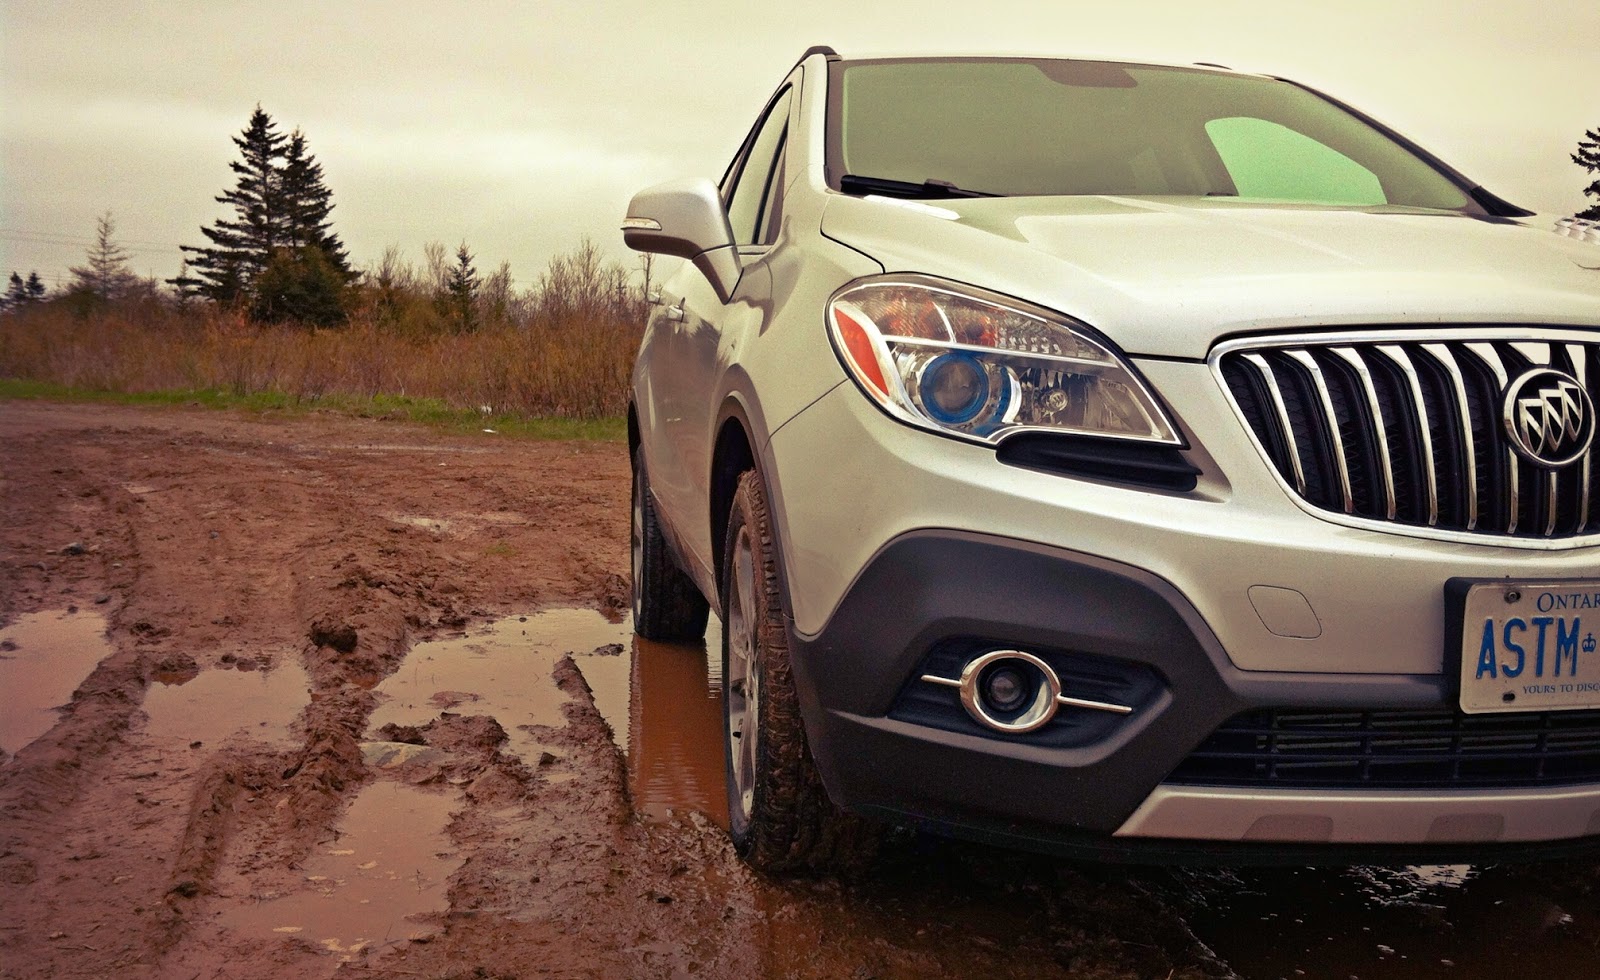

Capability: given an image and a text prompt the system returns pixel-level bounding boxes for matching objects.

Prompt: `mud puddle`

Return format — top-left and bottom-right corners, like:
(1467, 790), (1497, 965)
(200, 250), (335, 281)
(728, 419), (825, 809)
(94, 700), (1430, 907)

(625, 620), (728, 825)
(141, 657), (310, 746)
(369, 608), (730, 824)
(0, 609), (110, 755)
(1172, 862), (1600, 978)
(368, 609), (630, 763)
(221, 781), (462, 956)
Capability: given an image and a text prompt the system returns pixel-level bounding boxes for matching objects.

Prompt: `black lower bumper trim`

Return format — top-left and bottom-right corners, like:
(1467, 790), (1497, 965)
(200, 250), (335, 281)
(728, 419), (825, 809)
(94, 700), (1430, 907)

(788, 529), (1240, 835)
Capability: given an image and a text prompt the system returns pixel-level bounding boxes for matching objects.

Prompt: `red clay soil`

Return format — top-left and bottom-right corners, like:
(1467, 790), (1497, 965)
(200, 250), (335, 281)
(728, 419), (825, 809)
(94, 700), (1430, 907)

(0, 400), (1220, 979)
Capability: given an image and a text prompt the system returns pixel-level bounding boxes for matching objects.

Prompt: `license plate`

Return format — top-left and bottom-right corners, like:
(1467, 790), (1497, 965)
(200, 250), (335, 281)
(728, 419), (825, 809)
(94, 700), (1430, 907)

(1459, 580), (1600, 714)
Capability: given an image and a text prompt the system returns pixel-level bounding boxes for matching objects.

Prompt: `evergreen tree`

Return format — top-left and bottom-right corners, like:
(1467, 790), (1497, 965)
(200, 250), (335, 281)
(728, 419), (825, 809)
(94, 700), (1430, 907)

(251, 246), (347, 326)
(1575, 127), (1600, 220)
(279, 130), (351, 277)
(443, 243), (480, 332)
(4, 271), (49, 313)
(179, 107), (286, 304)
(68, 212), (139, 302)
(169, 259), (195, 304)
(4, 272), (29, 311)
(174, 107), (350, 319)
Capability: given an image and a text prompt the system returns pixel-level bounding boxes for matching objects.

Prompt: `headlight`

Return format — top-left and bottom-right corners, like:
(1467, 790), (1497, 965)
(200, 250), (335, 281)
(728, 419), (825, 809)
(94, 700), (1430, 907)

(827, 275), (1180, 445)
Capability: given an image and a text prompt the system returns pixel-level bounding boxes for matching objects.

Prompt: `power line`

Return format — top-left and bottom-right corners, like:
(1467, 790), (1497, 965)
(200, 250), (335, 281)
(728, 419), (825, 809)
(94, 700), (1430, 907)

(0, 228), (186, 252)
(0, 226), (186, 247)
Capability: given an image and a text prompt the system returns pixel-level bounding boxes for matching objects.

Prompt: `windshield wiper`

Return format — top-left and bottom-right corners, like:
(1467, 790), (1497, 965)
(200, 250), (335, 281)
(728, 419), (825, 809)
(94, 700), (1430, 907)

(840, 173), (1003, 200)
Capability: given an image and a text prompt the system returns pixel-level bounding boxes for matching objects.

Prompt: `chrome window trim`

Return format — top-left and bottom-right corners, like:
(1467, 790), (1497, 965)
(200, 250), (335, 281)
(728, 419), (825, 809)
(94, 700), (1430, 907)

(1209, 326), (1600, 551)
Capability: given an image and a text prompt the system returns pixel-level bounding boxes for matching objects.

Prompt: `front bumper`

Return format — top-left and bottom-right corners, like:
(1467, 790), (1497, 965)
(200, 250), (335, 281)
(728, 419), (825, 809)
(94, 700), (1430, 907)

(764, 374), (1600, 859)
(785, 528), (1600, 861)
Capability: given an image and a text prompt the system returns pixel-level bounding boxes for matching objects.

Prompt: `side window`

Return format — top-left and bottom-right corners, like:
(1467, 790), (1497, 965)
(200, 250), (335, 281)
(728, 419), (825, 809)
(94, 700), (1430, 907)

(1205, 117), (1385, 206)
(755, 132), (788, 244)
(725, 88), (793, 245)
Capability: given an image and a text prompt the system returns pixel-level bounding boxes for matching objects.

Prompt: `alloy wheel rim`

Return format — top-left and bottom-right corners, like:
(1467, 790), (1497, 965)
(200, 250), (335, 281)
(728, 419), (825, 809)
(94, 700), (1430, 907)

(726, 524), (759, 827)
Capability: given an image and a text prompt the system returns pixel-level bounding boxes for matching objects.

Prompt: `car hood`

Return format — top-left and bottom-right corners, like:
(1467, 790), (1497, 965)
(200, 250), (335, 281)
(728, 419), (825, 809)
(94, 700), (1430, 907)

(820, 194), (1600, 359)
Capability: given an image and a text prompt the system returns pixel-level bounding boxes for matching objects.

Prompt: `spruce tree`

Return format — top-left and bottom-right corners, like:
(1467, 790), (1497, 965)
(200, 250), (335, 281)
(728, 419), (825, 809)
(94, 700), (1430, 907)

(1575, 127), (1600, 220)
(3, 273), (28, 311)
(279, 130), (351, 277)
(179, 107), (286, 304)
(3, 271), (49, 312)
(174, 108), (351, 319)
(443, 243), (480, 332)
(68, 212), (139, 302)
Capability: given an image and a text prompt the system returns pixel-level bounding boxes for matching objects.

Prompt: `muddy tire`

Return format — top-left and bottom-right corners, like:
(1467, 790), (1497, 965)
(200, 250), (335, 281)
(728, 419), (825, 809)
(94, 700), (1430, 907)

(721, 468), (880, 873)
(631, 447), (709, 641)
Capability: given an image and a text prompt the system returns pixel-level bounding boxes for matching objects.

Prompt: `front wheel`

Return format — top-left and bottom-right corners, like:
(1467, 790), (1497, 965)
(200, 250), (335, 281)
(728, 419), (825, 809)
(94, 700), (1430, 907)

(722, 468), (879, 873)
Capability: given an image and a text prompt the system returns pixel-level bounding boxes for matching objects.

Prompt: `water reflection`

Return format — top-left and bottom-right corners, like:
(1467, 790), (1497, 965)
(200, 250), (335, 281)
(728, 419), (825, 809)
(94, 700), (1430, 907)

(0, 610), (111, 755)
(222, 781), (461, 956)
(627, 620), (727, 827)
(371, 609), (630, 764)
(142, 658), (309, 746)
(1172, 862), (1599, 978)
(362, 608), (730, 827)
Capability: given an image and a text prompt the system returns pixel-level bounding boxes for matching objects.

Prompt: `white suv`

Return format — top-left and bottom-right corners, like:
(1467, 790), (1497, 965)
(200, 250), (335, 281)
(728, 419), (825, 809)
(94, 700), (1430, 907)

(623, 48), (1600, 870)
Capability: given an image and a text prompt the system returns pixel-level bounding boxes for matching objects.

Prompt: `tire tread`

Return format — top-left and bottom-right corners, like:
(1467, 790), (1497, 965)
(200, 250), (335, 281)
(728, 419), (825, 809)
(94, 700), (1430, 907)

(726, 469), (880, 873)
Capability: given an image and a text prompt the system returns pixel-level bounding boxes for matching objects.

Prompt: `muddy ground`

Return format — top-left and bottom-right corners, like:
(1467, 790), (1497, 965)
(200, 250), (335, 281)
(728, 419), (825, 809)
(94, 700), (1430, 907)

(2, 400), (1597, 980)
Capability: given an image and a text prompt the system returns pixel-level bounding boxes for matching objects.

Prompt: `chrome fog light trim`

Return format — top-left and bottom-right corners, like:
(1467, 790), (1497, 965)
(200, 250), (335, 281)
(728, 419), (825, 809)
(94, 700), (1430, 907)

(920, 649), (1133, 734)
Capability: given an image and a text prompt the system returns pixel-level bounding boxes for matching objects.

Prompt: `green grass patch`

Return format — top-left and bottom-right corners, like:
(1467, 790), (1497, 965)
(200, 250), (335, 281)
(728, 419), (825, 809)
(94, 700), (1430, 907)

(0, 379), (626, 442)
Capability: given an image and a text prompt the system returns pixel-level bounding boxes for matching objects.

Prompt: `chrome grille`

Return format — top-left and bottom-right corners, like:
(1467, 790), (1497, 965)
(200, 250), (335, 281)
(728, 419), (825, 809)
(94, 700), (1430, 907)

(1217, 332), (1599, 539)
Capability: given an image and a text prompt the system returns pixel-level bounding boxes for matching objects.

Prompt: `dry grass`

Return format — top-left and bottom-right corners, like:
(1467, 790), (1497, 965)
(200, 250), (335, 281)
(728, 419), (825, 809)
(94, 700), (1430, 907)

(0, 299), (642, 421)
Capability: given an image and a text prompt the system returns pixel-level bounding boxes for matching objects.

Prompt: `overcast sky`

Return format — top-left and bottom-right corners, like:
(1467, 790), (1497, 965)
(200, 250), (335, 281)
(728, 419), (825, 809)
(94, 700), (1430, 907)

(2, 0), (1596, 291)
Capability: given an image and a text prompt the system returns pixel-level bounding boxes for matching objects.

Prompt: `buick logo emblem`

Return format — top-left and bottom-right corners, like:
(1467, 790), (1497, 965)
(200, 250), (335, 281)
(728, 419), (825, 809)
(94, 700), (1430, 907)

(1501, 368), (1595, 469)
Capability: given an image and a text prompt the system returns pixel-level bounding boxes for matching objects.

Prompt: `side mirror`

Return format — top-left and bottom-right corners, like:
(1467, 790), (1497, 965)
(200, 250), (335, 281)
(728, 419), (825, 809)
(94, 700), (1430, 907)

(622, 178), (741, 302)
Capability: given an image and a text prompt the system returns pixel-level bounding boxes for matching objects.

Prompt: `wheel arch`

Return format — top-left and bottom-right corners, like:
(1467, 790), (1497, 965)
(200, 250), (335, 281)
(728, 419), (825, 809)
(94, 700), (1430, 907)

(710, 391), (809, 630)
(710, 399), (759, 598)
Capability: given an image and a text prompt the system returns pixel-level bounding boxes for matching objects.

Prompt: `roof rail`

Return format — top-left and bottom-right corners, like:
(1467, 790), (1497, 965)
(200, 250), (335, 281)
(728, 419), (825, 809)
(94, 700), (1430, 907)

(792, 45), (839, 71)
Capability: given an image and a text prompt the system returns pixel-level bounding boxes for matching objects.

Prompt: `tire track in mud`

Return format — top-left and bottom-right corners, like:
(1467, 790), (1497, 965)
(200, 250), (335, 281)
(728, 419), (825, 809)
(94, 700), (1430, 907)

(0, 405), (632, 977)
(1, 403), (1220, 980)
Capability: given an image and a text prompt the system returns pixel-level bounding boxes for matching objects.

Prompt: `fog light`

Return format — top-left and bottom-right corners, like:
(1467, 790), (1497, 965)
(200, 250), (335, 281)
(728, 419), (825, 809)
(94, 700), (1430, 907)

(979, 663), (1031, 712)
(917, 649), (1136, 734)
(958, 650), (1059, 734)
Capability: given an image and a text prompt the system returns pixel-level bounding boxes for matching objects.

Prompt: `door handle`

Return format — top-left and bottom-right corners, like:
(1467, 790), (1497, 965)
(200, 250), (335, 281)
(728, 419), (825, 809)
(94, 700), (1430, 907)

(664, 304), (685, 322)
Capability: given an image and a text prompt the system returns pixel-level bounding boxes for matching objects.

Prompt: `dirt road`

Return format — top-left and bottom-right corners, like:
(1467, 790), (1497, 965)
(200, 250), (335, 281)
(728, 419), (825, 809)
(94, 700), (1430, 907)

(4, 401), (1595, 979)
(0, 401), (1216, 979)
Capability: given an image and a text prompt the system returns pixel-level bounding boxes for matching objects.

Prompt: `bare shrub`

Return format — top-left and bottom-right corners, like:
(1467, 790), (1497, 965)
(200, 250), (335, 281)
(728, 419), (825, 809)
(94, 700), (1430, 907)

(0, 239), (658, 418)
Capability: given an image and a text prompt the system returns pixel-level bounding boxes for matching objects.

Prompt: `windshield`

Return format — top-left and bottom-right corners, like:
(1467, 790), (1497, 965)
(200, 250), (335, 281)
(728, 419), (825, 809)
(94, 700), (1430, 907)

(828, 58), (1474, 211)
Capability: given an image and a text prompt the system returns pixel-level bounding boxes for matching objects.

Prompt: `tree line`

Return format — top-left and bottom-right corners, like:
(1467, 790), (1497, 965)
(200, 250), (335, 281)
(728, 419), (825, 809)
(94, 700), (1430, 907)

(6, 114), (1598, 321)
(3, 108), (641, 331)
